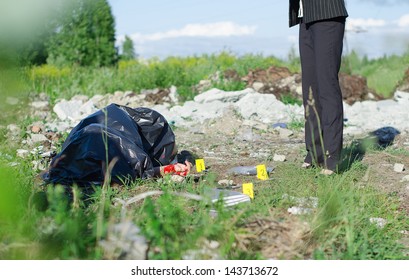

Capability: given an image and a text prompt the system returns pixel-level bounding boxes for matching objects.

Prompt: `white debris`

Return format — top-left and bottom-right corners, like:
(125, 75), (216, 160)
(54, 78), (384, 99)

(394, 163), (405, 173)
(287, 206), (313, 215)
(369, 217), (387, 228)
(273, 154), (286, 162)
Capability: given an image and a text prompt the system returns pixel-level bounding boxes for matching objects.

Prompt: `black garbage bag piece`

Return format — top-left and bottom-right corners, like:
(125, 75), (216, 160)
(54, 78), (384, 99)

(44, 104), (176, 186)
(369, 126), (400, 148)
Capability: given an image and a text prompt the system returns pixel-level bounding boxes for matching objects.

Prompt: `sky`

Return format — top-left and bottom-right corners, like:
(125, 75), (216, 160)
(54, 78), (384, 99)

(108, 0), (409, 60)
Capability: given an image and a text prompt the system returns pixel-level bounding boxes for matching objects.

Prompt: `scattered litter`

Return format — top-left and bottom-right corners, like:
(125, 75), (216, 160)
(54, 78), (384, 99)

(369, 217), (387, 228)
(227, 166), (274, 176)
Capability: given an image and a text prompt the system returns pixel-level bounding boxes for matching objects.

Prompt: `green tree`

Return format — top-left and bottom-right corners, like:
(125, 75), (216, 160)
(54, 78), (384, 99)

(47, 0), (117, 67)
(121, 35), (137, 61)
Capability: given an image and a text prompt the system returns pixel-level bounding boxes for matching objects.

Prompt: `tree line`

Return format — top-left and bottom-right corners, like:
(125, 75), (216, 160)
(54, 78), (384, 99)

(0, 0), (135, 67)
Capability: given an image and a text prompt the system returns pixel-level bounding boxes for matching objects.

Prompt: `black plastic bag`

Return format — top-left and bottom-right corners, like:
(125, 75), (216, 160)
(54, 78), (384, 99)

(369, 126), (400, 148)
(44, 104), (176, 186)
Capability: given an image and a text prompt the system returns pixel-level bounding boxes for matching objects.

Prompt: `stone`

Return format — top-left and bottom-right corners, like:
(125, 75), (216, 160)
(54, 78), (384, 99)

(17, 149), (29, 158)
(31, 101), (49, 110)
(394, 163), (405, 173)
(99, 221), (148, 260)
(287, 206), (313, 215)
(369, 217), (387, 228)
(400, 175), (409, 183)
(30, 134), (48, 144)
(218, 179), (234, 187)
(194, 88), (253, 103)
(7, 124), (21, 136)
(53, 99), (97, 122)
(53, 99), (83, 121)
(273, 154), (286, 162)
(31, 125), (42, 133)
(252, 82), (264, 92)
(275, 127), (294, 138)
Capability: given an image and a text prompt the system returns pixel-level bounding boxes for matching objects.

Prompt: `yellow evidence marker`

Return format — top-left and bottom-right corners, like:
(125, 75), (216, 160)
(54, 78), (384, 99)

(195, 159), (206, 173)
(256, 164), (269, 180)
(242, 183), (254, 199)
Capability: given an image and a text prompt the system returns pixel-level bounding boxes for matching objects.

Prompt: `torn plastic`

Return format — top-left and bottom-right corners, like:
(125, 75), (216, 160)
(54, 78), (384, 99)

(44, 104), (176, 186)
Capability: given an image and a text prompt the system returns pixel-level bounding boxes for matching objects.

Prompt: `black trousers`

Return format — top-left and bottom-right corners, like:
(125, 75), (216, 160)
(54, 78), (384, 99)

(299, 17), (345, 171)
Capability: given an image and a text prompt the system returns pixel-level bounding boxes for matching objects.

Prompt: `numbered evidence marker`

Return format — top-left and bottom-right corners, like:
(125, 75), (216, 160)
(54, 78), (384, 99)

(242, 183), (254, 199)
(256, 164), (269, 180)
(195, 159), (206, 173)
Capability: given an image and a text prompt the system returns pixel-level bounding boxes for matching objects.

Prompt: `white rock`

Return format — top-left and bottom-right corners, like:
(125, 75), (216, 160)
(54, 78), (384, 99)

(218, 179), (234, 186)
(169, 85), (179, 103)
(53, 99), (97, 122)
(53, 99), (83, 121)
(17, 149), (29, 158)
(194, 88), (253, 103)
(287, 206), (312, 215)
(7, 124), (21, 136)
(400, 175), (409, 183)
(252, 82), (264, 92)
(369, 217), (387, 228)
(31, 101), (49, 110)
(30, 134), (48, 143)
(235, 92), (289, 123)
(394, 163), (405, 173)
(273, 154), (286, 162)
(99, 221), (148, 260)
(275, 127), (294, 138)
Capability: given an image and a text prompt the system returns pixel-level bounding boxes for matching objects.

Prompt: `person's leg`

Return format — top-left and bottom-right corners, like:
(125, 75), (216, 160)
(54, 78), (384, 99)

(310, 17), (345, 171)
(299, 21), (324, 167)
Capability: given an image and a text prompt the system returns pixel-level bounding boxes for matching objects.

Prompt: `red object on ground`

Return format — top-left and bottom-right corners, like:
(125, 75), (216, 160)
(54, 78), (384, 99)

(163, 164), (188, 176)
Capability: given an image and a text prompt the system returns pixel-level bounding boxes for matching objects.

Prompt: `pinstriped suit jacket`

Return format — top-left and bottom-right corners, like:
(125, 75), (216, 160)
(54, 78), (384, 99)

(289, 0), (348, 27)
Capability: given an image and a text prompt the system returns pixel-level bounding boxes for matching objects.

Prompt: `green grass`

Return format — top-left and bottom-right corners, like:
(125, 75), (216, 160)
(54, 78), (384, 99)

(342, 50), (409, 98)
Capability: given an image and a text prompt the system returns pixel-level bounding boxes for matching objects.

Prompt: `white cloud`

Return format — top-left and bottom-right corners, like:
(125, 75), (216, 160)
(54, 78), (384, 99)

(346, 18), (387, 32)
(128, 22), (257, 42)
(398, 14), (409, 27)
